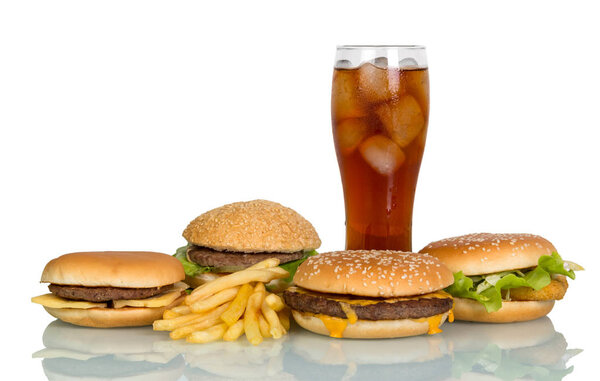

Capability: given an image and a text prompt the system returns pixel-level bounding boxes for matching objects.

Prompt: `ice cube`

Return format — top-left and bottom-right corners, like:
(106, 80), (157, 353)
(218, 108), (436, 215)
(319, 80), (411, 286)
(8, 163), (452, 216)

(359, 135), (405, 175)
(370, 57), (388, 69)
(335, 118), (370, 153)
(332, 69), (366, 120)
(398, 57), (419, 69)
(357, 62), (400, 103)
(375, 95), (425, 147)
(335, 59), (353, 69)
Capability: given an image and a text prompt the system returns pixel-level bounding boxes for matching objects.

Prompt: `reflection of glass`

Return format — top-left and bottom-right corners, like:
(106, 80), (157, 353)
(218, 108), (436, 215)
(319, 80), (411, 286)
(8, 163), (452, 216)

(332, 45), (429, 251)
(33, 320), (185, 380)
(441, 317), (582, 380)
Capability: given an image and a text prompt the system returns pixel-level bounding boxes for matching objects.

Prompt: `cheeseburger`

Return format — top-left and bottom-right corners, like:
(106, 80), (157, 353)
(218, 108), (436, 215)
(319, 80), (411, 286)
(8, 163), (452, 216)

(420, 233), (583, 323)
(283, 250), (455, 339)
(175, 200), (321, 289)
(32, 251), (187, 327)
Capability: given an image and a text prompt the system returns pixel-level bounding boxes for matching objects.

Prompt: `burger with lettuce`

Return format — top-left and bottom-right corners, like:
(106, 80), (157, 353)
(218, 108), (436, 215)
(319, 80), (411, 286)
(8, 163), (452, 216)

(419, 233), (583, 323)
(175, 200), (321, 291)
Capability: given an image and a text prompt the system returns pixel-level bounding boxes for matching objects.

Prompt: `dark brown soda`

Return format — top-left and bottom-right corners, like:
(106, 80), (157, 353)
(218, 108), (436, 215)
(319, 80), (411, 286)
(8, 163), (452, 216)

(332, 64), (429, 251)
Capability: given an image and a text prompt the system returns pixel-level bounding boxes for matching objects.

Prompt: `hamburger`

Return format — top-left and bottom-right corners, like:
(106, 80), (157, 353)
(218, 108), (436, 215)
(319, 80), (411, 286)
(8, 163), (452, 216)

(419, 233), (583, 323)
(175, 200), (321, 289)
(283, 250), (455, 339)
(32, 251), (187, 327)
(33, 320), (185, 381)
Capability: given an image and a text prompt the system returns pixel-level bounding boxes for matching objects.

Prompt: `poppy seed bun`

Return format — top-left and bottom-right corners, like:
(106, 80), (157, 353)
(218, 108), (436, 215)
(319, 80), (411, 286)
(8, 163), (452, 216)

(183, 200), (321, 253)
(43, 294), (185, 328)
(292, 310), (450, 339)
(293, 251), (454, 298)
(453, 297), (554, 323)
(419, 233), (557, 275)
(41, 252), (185, 288)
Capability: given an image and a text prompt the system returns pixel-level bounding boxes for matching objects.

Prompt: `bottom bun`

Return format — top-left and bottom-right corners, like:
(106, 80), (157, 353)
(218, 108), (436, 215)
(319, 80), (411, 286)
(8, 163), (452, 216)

(453, 297), (555, 323)
(44, 294), (186, 328)
(291, 310), (449, 339)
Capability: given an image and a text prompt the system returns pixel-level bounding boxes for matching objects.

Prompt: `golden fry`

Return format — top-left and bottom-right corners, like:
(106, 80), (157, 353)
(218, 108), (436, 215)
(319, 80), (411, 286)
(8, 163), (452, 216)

(223, 320), (245, 341)
(186, 323), (228, 344)
(278, 308), (290, 331)
(170, 318), (220, 340)
(220, 283), (254, 326)
(254, 282), (266, 294)
(247, 258), (280, 270)
(171, 305), (191, 315)
(162, 310), (180, 320)
(265, 293), (285, 312)
(190, 286), (239, 313)
(186, 269), (287, 304)
(244, 290), (265, 345)
(258, 313), (271, 338)
(261, 300), (284, 339)
(153, 313), (204, 331)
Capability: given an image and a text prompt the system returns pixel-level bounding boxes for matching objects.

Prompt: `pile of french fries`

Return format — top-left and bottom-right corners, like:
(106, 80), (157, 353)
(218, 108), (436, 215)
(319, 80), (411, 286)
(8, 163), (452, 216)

(153, 258), (291, 345)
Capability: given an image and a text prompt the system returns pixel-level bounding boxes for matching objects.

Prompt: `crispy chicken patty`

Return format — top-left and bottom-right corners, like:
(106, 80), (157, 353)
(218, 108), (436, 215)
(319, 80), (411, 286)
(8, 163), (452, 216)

(48, 284), (172, 302)
(187, 245), (304, 268)
(283, 287), (453, 320)
(508, 276), (569, 301)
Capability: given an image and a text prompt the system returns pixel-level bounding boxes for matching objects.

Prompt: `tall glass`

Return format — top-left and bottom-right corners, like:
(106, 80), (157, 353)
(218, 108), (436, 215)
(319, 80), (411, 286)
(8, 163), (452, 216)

(331, 45), (429, 251)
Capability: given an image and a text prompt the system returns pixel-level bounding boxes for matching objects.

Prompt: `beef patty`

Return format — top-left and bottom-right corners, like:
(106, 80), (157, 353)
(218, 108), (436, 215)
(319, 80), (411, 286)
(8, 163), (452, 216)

(283, 287), (453, 320)
(187, 245), (304, 268)
(49, 284), (172, 302)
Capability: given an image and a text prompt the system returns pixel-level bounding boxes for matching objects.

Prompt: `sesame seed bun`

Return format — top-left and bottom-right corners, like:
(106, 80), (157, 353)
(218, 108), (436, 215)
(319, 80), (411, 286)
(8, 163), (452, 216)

(293, 250), (454, 298)
(182, 200), (321, 253)
(292, 310), (450, 339)
(41, 252), (185, 288)
(453, 297), (554, 323)
(43, 294), (186, 328)
(419, 233), (557, 275)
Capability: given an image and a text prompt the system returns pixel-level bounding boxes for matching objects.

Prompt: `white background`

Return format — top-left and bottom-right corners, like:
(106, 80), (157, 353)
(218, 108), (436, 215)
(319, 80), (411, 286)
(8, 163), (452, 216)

(1, 0), (598, 379)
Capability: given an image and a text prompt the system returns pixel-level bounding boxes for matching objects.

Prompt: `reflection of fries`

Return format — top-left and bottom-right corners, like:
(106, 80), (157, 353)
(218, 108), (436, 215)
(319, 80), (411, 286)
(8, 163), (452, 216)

(191, 286), (239, 313)
(186, 268), (287, 304)
(265, 293), (285, 312)
(223, 320), (244, 341)
(187, 323), (228, 344)
(220, 283), (253, 326)
(244, 290), (264, 345)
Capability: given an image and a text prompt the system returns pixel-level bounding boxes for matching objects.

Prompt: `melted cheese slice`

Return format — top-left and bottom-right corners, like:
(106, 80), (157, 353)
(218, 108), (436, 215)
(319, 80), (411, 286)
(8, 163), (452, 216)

(113, 282), (187, 309)
(316, 314), (348, 338)
(31, 294), (107, 309)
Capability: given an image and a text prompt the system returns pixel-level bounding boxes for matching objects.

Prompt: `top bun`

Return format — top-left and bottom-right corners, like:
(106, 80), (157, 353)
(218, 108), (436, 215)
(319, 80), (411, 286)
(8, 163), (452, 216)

(41, 251), (185, 288)
(419, 233), (557, 276)
(293, 250), (454, 298)
(183, 200), (321, 253)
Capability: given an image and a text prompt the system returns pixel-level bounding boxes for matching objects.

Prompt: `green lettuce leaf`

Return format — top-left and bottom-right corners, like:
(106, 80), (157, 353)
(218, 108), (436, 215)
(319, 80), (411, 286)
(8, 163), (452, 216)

(174, 245), (213, 277)
(278, 250), (318, 283)
(446, 252), (580, 312)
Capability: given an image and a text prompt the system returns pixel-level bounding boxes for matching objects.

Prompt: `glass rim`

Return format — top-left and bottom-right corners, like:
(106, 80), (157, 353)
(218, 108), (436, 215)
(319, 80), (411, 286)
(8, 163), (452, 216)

(337, 45), (426, 50)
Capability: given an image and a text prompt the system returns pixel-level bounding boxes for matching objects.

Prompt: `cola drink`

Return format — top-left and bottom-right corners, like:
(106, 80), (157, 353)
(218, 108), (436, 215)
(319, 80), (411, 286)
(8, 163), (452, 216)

(332, 47), (429, 251)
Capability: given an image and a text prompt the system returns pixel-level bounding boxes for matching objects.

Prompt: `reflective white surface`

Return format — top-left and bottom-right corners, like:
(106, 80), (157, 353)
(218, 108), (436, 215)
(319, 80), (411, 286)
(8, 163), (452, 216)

(33, 317), (580, 381)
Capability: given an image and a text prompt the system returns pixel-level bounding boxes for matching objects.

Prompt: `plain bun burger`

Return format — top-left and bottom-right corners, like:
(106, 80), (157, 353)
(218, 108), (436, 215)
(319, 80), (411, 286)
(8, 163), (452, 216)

(175, 200), (321, 290)
(32, 251), (187, 328)
(283, 250), (455, 339)
(419, 233), (583, 323)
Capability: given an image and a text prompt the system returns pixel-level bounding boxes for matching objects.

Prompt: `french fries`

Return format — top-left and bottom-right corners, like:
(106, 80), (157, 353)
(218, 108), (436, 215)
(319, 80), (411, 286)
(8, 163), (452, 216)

(154, 258), (291, 345)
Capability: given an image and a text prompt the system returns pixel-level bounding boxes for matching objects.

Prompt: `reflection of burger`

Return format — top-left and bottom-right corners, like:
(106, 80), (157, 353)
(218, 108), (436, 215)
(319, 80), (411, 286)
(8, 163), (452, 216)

(175, 200), (321, 289)
(284, 250), (455, 338)
(33, 320), (185, 380)
(284, 328), (451, 380)
(443, 317), (581, 380)
(32, 251), (187, 327)
(419, 233), (583, 323)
